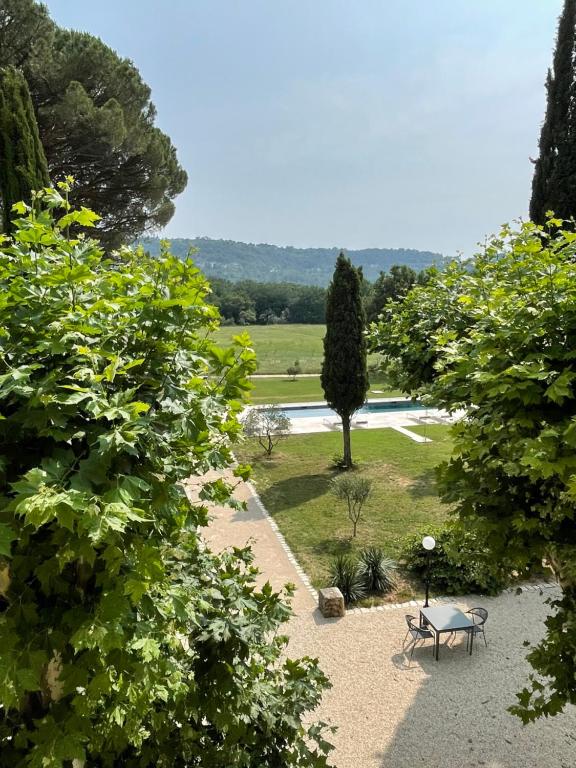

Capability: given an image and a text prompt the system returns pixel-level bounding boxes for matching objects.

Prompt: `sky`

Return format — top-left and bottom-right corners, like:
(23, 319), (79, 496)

(47, 0), (563, 258)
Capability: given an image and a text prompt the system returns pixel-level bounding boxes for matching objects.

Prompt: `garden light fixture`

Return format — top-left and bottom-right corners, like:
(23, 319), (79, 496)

(422, 535), (436, 608)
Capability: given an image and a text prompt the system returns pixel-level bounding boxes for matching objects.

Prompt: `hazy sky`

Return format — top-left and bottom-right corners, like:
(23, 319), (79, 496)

(47, 0), (562, 257)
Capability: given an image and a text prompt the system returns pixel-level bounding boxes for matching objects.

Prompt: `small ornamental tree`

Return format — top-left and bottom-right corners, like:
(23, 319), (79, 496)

(0, 186), (332, 767)
(287, 360), (301, 381)
(330, 475), (372, 538)
(0, 65), (49, 234)
(368, 217), (576, 723)
(321, 252), (369, 469)
(242, 405), (291, 456)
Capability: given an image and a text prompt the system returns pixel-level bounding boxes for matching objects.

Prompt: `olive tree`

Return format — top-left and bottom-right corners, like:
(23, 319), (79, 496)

(330, 475), (372, 538)
(242, 405), (291, 456)
(286, 360), (301, 381)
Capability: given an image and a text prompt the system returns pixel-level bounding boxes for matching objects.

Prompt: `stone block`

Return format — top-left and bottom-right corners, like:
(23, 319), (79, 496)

(318, 587), (345, 618)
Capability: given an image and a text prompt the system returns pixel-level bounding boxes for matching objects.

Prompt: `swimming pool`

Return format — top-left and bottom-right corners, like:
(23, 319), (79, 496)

(280, 400), (427, 420)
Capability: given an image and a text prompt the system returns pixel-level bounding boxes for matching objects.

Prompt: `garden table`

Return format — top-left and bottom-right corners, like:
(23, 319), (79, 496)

(419, 605), (475, 661)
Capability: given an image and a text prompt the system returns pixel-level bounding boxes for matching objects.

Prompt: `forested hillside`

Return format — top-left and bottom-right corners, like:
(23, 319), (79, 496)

(139, 236), (445, 285)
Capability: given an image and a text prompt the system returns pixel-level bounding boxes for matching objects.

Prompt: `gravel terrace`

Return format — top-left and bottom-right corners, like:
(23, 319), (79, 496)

(189, 474), (576, 768)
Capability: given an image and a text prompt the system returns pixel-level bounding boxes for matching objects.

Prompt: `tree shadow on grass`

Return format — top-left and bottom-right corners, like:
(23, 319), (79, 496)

(258, 473), (332, 512)
(407, 468), (438, 499)
(311, 538), (353, 558)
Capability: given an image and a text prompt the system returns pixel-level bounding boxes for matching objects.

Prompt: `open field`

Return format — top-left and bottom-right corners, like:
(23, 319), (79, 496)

(213, 323), (382, 373)
(248, 375), (402, 404)
(237, 425), (453, 600)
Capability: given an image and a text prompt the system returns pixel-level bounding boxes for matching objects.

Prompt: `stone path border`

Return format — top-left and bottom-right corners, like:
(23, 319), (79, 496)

(345, 582), (558, 615)
(246, 481), (318, 602)
(244, 481), (558, 616)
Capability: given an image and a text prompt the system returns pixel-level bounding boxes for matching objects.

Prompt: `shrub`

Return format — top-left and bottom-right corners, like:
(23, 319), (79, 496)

(286, 360), (301, 380)
(0, 188), (332, 767)
(400, 525), (511, 596)
(330, 555), (366, 605)
(358, 547), (397, 593)
(330, 453), (347, 470)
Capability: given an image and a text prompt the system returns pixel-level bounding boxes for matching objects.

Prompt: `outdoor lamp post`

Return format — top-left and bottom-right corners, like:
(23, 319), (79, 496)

(422, 535), (436, 608)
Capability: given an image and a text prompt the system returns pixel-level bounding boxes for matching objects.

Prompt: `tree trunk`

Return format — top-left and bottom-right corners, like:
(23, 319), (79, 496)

(547, 547), (572, 591)
(342, 413), (352, 469)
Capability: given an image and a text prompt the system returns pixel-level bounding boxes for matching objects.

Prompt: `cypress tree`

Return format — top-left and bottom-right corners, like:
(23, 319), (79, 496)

(321, 251), (369, 469)
(0, 65), (49, 234)
(530, 0), (576, 224)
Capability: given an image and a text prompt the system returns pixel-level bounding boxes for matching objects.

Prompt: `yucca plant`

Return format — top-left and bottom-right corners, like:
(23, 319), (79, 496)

(357, 547), (397, 593)
(330, 554), (366, 605)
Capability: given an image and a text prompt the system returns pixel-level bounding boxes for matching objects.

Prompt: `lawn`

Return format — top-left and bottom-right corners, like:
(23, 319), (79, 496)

(236, 425), (454, 602)
(248, 375), (402, 404)
(213, 323), (382, 373)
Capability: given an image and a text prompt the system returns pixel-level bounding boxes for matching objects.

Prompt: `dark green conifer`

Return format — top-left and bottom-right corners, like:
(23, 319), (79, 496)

(0, 65), (50, 234)
(321, 251), (369, 469)
(530, 0), (576, 224)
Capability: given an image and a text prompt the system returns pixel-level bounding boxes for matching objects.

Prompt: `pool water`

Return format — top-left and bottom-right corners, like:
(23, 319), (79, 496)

(281, 400), (427, 419)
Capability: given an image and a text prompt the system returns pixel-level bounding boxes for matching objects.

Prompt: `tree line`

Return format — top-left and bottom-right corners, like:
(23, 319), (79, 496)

(140, 235), (445, 286)
(210, 264), (429, 325)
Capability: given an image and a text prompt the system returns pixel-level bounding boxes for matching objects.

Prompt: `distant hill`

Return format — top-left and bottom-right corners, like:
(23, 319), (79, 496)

(138, 236), (446, 286)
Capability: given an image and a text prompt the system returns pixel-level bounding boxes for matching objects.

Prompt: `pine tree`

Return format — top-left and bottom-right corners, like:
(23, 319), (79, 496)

(530, 0), (576, 224)
(321, 251), (369, 469)
(0, 65), (49, 234)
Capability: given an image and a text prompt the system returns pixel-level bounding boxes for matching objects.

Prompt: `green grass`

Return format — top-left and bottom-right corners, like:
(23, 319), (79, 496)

(213, 324), (382, 373)
(237, 425), (453, 601)
(248, 375), (402, 404)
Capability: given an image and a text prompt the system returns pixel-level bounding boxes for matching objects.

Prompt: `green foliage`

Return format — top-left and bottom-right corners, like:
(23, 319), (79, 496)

(330, 475), (372, 537)
(400, 527), (511, 596)
(286, 360), (301, 380)
(329, 549), (396, 604)
(369, 218), (576, 720)
(511, 589), (576, 723)
(242, 405), (292, 456)
(0, 1), (53, 70)
(208, 278), (327, 325)
(367, 260), (464, 394)
(0, 65), (49, 234)
(0, 1), (186, 249)
(329, 555), (366, 605)
(0, 189), (332, 767)
(357, 548), (397, 593)
(366, 265), (418, 323)
(321, 252), (369, 468)
(530, 1), (576, 224)
(141, 236), (447, 286)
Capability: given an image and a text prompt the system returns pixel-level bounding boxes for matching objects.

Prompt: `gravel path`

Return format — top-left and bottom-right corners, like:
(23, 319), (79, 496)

(193, 476), (576, 768)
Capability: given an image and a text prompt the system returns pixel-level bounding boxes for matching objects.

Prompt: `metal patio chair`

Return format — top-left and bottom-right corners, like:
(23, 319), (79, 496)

(403, 614), (434, 661)
(465, 607), (488, 650)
